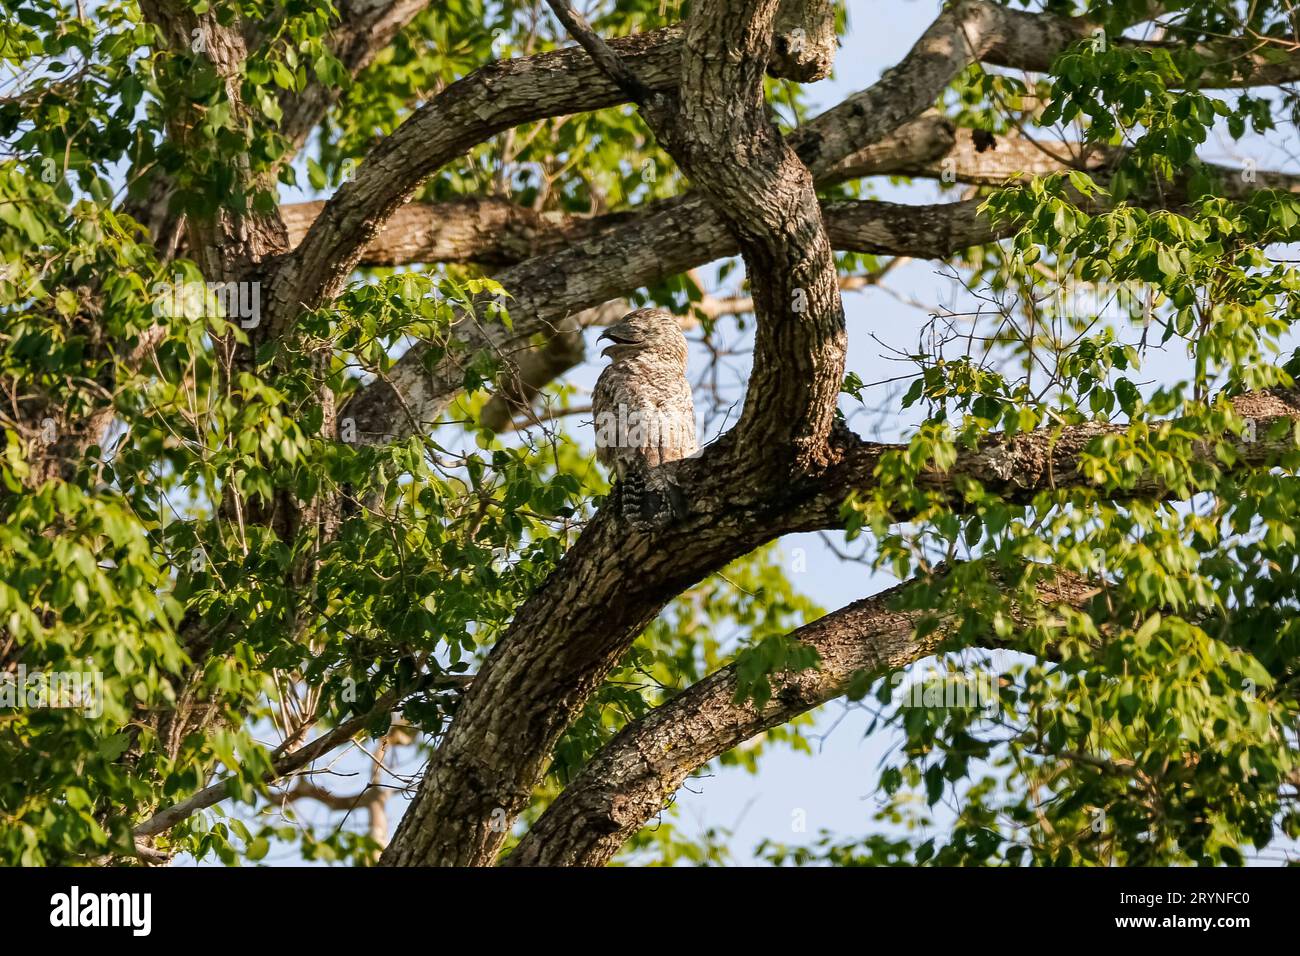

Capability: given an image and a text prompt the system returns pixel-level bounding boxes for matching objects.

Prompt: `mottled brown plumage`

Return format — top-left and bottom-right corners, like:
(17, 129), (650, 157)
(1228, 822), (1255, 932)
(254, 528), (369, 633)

(592, 308), (697, 525)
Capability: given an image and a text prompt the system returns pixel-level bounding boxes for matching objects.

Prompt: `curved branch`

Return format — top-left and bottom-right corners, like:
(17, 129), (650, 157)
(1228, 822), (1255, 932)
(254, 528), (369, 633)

(273, 27), (687, 319)
(506, 567), (1101, 867)
(328, 1), (1154, 447)
(661, 0), (845, 473)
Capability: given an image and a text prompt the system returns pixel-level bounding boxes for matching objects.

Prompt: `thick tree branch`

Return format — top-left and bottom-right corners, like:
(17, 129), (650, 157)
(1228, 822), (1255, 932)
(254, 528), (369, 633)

(506, 566), (1101, 867)
(278, 124), (1297, 273)
(280, 0), (1299, 324)
(838, 119), (1300, 198)
(281, 196), (637, 267)
(541, 0), (656, 102)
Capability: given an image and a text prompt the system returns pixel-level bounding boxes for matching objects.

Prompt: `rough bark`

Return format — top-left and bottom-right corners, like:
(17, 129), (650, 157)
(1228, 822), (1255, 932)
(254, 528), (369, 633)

(770, 0), (837, 82)
(278, 0), (432, 150)
(506, 567), (1102, 867)
(282, 197), (638, 267)
(658, 0), (846, 474)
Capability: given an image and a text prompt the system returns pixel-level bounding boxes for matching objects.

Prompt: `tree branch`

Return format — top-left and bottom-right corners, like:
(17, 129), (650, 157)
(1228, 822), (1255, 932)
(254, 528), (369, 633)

(132, 691), (401, 842)
(506, 566), (1102, 867)
(541, 0), (655, 102)
(382, 0), (835, 866)
(326, 2), (1149, 448)
(281, 196), (638, 267)
(779, 389), (1300, 534)
(770, 0), (837, 82)
(837, 119), (1300, 199)
(658, 0), (845, 474)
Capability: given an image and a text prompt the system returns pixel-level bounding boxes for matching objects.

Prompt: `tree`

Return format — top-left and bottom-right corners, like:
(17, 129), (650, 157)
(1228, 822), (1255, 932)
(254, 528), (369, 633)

(2, 0), (1299, 867)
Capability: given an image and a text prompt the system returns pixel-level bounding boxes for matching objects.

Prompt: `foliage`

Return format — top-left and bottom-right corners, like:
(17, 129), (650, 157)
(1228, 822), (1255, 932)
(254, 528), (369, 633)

(2, 0), (1300, 869)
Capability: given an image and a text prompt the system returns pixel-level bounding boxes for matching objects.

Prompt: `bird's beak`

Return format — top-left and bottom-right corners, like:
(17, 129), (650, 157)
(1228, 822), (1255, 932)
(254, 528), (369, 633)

(598, 322), (641, 345)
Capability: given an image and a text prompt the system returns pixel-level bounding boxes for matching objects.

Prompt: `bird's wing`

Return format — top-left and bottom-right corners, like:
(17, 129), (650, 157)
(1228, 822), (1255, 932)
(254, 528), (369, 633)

(591, 365), (621, 474)
(646, 378), (697, 466)
(593, 365), (655, 477)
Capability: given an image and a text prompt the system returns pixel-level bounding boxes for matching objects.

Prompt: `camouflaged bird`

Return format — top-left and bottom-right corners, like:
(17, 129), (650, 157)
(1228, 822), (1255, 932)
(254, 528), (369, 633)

(592, 308), (697, 528)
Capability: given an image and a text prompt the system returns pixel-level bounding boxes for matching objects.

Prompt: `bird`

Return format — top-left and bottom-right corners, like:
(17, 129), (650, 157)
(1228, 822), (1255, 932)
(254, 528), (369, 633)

(591, 307), (697, 528)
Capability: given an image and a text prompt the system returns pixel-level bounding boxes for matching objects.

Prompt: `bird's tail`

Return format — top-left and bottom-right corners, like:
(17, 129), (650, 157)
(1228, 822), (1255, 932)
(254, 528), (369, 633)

(619, 461), (688, 531)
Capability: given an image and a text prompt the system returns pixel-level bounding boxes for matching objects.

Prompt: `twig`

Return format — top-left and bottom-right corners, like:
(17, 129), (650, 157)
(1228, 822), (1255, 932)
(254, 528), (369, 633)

(542, 0), (654, 102)
(132, 690), (403, 840)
